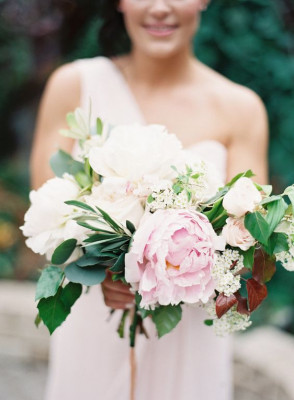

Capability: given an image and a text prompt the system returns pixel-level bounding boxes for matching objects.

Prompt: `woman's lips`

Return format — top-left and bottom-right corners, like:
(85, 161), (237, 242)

(144, 25), (178, 37)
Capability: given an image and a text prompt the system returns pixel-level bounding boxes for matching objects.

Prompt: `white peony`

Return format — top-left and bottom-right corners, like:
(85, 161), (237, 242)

(84, 178), (145, 228)
(223, 177), (262, 217)
(88, 124), (183, 181)
(21, 175), (87, 260)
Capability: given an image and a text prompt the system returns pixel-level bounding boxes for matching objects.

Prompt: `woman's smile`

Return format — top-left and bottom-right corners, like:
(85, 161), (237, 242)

(143, 24), (179, 37)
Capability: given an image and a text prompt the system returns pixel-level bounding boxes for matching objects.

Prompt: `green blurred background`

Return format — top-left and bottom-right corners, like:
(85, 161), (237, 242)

(0, 0), (294, 332)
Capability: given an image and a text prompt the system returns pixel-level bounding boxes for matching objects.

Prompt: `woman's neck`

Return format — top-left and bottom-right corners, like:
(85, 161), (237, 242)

(119, 46), (197, 89)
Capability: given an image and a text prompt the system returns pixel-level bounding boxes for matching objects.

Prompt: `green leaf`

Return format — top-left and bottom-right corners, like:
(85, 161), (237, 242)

(65, 200), (96, 213)
(265, 199), (288, 235)
(255, 184), (272, 196)
(204, 198), (223, 222)
(240, 247), (255, 270)
(35, 266), (64, 301)
(172, 183), (183, 195)
(147, 194), (154, 203)
(34, 313), (42, 328)
(226, 170), (255, 188)
(51, 239), (78, 265)
(109, 253), (125, 273)
(100, 238), (130, 252)
(76, 255), (100, 267)
(83, 233), (121, 243)
(37, 287), (70, 334)
(126, 220), (136, 234)
(74, 171), (92, 188)
(263, 232), (289, 255)
(117, 309), (129, 339)
(211, 210), (228, 230)
(65, 262), (106, 286)
(260, 195), (282, 206)
(244, 212), (271, 246)
(96, 118), (103, 135)
(284, 186), (294, 210)
(152, 305), (182, 338)
(60, 282), (82, 309)
(50, 150), (84, 177)
(204, 319), (214, 326)
(96, 207), (125, 234)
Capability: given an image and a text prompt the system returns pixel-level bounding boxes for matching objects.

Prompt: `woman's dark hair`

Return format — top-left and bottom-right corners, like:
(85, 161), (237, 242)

(99, 0), (131, 57)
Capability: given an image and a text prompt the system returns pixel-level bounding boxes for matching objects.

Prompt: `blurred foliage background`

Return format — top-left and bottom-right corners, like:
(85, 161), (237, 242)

(0, 0), (294, 331)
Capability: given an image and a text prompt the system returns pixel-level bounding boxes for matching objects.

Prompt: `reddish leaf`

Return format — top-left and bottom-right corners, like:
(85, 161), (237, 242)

(235, 291), (250, 315)
(216, 293), (238, 318)
(247, 278), (268, 312)
(253, 249), (276, 284)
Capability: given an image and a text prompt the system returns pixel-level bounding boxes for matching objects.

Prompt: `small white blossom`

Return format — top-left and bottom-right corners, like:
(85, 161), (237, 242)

(204, 299), (252, 335)
(212, 249), (244, 296)
(275, 218), (294, 271)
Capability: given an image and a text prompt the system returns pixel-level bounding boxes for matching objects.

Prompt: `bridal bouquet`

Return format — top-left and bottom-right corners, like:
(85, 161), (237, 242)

(21, 107), (294, 346)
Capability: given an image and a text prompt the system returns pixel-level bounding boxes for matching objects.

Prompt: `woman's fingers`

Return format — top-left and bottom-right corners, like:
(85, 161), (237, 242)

(101, 271), (135, 310)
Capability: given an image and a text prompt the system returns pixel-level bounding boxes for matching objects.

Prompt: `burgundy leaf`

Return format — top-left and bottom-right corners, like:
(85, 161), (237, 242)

(216, 293), (238, 319)
(235, 291), (250, 315)
(247, 278), (268, 312)
(253, 249), (276, 284)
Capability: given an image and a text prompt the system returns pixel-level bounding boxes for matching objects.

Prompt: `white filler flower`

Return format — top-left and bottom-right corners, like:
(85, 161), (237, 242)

(21, 175), (87, 260)
(204, 299), (252, 336)
(212, 249), (244, 297)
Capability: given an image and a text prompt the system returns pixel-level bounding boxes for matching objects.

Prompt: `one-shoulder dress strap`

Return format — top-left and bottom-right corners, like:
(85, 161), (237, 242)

(73, 56), (144, 125)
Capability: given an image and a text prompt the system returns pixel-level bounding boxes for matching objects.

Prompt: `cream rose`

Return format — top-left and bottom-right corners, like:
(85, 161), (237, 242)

(222, 217), (255, 251)
(223, 177), (262, 217)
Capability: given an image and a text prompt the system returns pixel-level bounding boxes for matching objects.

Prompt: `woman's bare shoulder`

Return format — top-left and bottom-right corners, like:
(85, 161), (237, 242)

(198, 62), (268, 144)
(41, 62), (81, 116)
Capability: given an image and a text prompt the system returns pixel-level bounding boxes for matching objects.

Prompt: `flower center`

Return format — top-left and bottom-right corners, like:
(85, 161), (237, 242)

(166, 261), (180, 271)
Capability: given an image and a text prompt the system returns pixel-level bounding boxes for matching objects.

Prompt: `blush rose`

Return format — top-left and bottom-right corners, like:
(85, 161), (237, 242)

(222, 217), (255, 251)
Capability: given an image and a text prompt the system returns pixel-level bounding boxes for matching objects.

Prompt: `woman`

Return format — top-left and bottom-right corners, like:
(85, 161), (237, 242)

(31, 0), (268, 399)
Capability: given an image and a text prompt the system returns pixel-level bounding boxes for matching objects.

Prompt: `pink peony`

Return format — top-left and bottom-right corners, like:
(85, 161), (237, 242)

(125, 209), (225, 309)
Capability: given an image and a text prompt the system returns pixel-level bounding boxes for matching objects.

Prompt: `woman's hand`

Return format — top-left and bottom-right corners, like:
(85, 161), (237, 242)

(101, 270), (135, 310)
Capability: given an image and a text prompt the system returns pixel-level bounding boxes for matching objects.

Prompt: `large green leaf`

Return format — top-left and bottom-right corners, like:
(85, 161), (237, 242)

(35, 266), (64, 301)
(65, 262), (106, 286)
(152, 305), (182, 338)
(50, 149), (84, 177)
(265, 199), (288, 235)
(76, 255), (100, 267)
(51, 239), (78, 265)
(263, 232), (289, 255)
(37, 288), (70, 334)
(60, 282), (82, 309)
(109, 253), (125, 273)
(240, 247), (255, 270)
(244, 212), (271, 246)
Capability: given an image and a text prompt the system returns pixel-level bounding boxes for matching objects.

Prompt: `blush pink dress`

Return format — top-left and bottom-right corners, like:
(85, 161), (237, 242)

(44, 56), (233, 400)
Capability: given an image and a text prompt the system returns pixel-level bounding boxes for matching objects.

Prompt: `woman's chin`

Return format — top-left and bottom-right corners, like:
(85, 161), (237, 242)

(139, 42), (186, 59)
